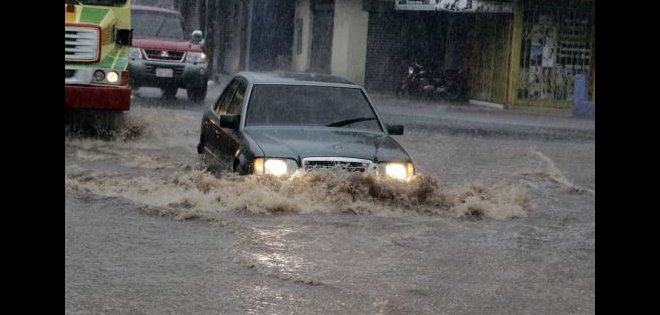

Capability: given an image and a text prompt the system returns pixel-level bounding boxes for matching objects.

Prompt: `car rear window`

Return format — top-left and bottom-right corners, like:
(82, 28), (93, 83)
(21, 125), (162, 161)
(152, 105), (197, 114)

(245, 85), (382, 132)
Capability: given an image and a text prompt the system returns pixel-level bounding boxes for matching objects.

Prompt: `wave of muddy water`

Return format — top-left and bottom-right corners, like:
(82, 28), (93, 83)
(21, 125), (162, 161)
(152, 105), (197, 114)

(66, 168), (531, 220)
(65, 107), (531, 221)
(65, 105), (594, 314)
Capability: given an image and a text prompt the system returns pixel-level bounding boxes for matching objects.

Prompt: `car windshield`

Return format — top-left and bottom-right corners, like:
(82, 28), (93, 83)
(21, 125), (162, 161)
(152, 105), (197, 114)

(132, 11), (185, 40)
(64, 0), (127, 5)
(245, 85), (382, 132)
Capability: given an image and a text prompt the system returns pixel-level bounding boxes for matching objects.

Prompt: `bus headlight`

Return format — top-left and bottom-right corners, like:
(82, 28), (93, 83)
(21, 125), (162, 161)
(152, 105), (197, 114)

(106, 71), (119, 83)
(93, 70), (105, 82)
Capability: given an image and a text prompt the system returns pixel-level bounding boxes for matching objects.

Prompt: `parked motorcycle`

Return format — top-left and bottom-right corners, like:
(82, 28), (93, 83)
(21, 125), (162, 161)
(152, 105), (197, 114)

(395, 62), (467, 102)
(422, 68), (467, 102)
(395, 62), (430, 99)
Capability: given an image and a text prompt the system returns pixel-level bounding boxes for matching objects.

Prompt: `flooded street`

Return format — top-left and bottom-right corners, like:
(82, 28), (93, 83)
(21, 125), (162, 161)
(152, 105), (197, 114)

(65, 86), (594, 314)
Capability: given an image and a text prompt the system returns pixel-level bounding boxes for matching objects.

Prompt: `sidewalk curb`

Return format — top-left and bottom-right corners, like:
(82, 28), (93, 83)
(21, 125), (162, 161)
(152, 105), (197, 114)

(380, 113), (595, 141)
(468, 99), (505, 110)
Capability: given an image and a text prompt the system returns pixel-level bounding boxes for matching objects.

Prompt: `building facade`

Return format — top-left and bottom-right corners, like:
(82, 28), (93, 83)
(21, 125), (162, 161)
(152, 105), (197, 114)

(378, 0), (595, 108)
(291, 0), (370, 85)
(184, 0), (594, 109)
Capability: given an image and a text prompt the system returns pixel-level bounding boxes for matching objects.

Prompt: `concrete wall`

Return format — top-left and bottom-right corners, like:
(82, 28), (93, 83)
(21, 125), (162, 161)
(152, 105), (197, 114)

(223, 32), (243, 74)
(291, 0), (313, 72)
(330, 0), (369, 84)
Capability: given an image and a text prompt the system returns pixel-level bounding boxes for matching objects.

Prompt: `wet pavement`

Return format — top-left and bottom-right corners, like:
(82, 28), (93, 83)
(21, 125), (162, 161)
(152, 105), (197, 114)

(369, 94), (595, 141)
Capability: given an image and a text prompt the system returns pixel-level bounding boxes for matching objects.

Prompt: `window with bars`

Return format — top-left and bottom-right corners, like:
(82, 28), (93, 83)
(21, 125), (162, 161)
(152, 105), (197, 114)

(517, 3), (593, 105)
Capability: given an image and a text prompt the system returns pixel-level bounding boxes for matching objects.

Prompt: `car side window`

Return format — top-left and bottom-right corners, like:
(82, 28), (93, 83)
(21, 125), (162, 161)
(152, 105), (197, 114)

(227, 81), (247, 116)
(213, 80), (240, 115)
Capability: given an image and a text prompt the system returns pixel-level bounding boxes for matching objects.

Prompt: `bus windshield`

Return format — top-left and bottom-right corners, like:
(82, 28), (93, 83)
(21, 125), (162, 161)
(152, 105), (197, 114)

(64, 0), (127, 6)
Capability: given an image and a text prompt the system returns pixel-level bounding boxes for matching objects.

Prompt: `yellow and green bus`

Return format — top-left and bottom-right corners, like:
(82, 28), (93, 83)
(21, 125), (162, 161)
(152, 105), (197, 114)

(65, 0), (132, 111)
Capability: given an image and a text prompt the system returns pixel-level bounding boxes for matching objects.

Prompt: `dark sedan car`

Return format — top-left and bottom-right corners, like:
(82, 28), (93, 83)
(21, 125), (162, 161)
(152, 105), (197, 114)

(197, 72), (415, 181)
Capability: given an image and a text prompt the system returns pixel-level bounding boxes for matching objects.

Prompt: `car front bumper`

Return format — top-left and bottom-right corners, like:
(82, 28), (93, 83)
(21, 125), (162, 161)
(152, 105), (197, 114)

(129, 59), (208, 88)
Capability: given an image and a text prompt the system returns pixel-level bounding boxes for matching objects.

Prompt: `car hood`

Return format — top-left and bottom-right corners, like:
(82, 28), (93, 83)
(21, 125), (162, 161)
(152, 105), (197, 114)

(244, 127), (411, 163)
(133, 38), (203, 52)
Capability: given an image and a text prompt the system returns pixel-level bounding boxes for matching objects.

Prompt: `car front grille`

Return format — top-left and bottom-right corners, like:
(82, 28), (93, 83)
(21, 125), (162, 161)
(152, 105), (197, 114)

(144, 63), (185, 77)
(144, 49), (185, 62)
(65, 26), (100, 62)
(302, 157), (373, 173)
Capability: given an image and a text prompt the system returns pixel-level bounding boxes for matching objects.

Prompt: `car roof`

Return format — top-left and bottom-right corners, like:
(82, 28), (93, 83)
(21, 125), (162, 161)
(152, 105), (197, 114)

(132, 5), (180, 15)
(237, 72), (361, 88)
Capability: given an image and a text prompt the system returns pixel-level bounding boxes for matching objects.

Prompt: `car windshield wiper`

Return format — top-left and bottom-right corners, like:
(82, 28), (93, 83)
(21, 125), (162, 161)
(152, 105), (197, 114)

(326, 117), (376, 127)
(154, 17), (168, 37)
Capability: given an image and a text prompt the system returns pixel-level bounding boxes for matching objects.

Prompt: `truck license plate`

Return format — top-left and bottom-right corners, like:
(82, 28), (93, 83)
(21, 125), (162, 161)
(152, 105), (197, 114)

(156, 68), (174, 78)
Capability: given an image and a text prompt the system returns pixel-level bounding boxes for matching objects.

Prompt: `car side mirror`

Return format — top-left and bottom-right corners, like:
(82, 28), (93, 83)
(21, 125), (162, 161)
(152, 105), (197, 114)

(116, 28), (133, 46)
(220, 114), (239, 130)
(191, 30), (203, 44)
(387, 124), (404, 135)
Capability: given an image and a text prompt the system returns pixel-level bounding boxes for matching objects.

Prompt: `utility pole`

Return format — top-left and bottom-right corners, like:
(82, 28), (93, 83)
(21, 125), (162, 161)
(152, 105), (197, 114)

(198, 0), (207, 34)
(206, 0), (217, 80)
(175, 0), (195, 31)
(245, 0), (253, 71)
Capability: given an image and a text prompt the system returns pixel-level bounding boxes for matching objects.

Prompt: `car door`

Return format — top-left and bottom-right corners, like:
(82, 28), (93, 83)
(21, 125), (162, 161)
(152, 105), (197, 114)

(204, 79), (239, 167)
(217, 79), (247, 170)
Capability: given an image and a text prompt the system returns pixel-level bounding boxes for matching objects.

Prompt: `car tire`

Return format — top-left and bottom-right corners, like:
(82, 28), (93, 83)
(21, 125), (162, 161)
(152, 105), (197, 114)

(200, 148), (219, 172)
(187, 83), (208, 103)
(425, 90), (435, 101)
(197, 133), (207, 154)
(444, 83), (461, 102)
(161, 86), (178, 99)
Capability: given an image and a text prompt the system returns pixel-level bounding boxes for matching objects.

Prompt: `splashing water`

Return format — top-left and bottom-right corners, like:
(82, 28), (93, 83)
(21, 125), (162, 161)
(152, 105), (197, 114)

(65, 168), (531, 221)
(65, 106), (199, 151)
(528, 147), (595, 194)
(64, 110), (147, 141)
(65, 106), (531, 221)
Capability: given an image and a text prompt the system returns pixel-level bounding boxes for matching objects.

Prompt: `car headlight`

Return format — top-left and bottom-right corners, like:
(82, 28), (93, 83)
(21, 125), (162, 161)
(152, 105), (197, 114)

(253, 158), (298, 176)
(381, 162), (414, 182)
(129, 47), (142, 59)
(186, 52), (207, 63)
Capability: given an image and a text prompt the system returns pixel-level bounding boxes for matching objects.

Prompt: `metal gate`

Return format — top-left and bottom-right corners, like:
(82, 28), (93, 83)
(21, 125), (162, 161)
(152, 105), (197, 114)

(364, 10), (447, 92)
(364, 12), (406, 91)
(514, 0), (594, 108)
(468, 13), (512, 104)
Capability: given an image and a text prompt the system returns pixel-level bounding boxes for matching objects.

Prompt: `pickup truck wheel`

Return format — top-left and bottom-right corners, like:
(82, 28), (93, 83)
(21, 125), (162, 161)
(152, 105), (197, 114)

(161, 86), (178, 99)
(187, 83), (207, 103)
